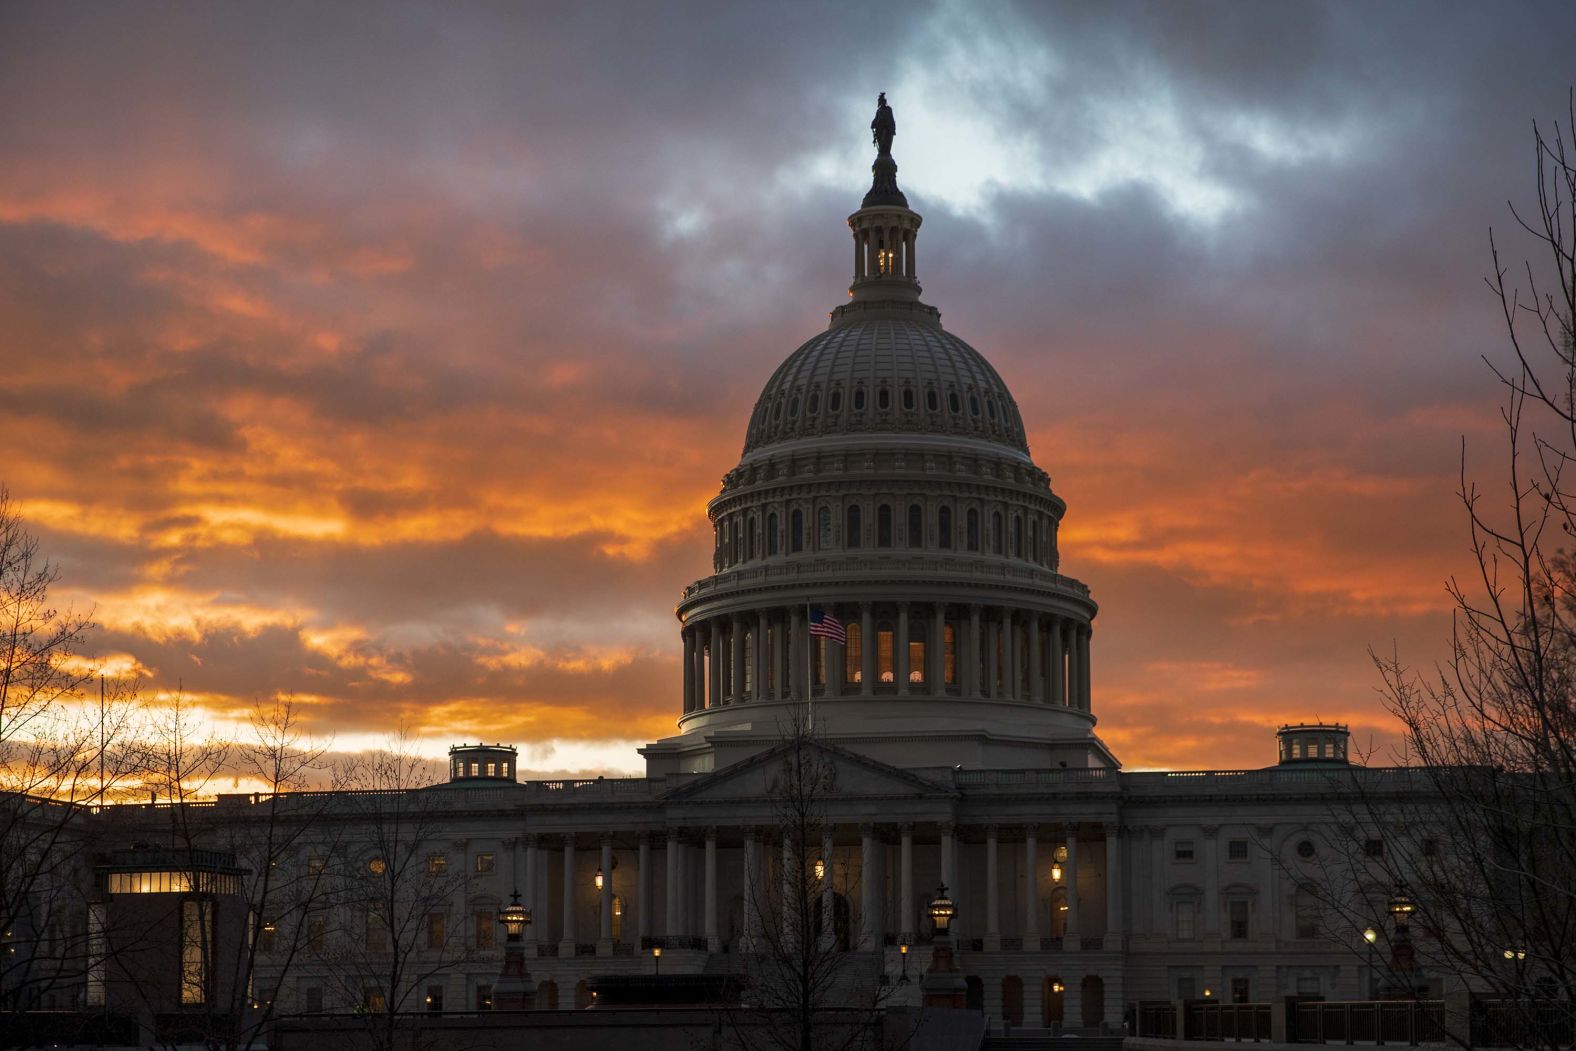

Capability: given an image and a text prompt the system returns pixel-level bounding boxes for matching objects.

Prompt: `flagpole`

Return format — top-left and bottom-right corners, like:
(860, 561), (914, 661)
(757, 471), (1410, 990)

(805, 601), (814, 733)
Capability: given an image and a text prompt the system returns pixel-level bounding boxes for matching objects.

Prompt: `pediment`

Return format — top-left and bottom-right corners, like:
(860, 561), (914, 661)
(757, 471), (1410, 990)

(663, 738), (957, 805)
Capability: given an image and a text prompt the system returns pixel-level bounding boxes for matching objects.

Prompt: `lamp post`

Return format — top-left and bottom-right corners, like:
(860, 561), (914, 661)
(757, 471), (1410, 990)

(652, 945), (662, 975)
(1363, 927), (1379, 999)
(493, 890), (534, 1010)
(898, 941), (910, 984)
(1384, 881), (1419, 997)
(920, 884), (967, 1009)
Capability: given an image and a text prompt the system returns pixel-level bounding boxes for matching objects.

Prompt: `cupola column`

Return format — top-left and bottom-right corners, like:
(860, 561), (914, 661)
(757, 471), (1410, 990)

(931, 602), (945, 691)
(860, 604), (875, 696)
(1028, 613), (1043, 703)
(1078, 625), (1092, 710)
(896, 602), (910, 695)
(986, 613), (1000, 698)
(1004, 609), (1018, 700)
(776, 614), (791, 701)
(1049, 616), (1065, 706)
(708, 621), (723, 708)
(731, 615), (746, 702)
(681, 628), (696, 713)
(966, 605), (981, 697)
(756, 611), (769, 700)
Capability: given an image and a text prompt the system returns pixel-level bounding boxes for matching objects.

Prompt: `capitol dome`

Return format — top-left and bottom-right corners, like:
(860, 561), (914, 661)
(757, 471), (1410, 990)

(743, 318), (1030, 457)
(644, 95), (1109, 777)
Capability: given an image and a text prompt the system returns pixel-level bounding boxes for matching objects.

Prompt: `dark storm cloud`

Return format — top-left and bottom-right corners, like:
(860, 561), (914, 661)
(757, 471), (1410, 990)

(1, 0), (1571, 770)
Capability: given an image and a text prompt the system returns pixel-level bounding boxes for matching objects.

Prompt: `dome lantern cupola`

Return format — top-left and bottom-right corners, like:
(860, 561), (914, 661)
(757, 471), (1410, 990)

(834, 93), (939, 328)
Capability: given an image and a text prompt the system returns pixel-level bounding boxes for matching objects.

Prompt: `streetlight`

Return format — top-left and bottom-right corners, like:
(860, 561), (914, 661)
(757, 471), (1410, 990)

(1503, 948), (1527, 961)
(594, 867), (604, 892)
(898, 942), (910, 984)
(652, 945), (662, 975)
(813, 858), (826, 881)
(1363, 927), (1378, 998)
(494, 890), (533, 1010)
(1050, 861), (1063, 883)
(926, 884), (956, 936)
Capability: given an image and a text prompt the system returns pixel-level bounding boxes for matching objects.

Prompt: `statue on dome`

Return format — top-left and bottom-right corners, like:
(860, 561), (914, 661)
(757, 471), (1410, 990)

(871, 92), (896, 156)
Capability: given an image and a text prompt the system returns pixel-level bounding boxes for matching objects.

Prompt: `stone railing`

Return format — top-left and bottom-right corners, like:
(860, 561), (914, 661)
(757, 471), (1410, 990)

(681, 554), (1091, 603)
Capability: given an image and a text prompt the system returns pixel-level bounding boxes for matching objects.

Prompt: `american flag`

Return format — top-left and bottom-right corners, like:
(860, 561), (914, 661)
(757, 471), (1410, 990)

(808, 606), (846, 644)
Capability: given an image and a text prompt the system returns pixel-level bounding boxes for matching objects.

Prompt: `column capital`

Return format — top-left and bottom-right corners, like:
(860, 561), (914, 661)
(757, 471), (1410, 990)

(704, 826), (718, 841)
(898, 821), (914, 834)
(665, 826), (681, 842)
(984, 823), (999, 839)
(858, 822), (877, 837)
(562, 831), (576, 846)
(599, 831), (614, 846)
(522, 832), (539, 847)
(1022, 823), (1040, 839)
(1103, 823), (1122, 839)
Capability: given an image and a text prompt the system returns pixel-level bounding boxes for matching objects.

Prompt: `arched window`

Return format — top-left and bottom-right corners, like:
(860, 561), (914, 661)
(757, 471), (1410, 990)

(991, 512), (1004, 555)
(846, 504), (862, 549)
(969, 394), (981, 417)
(789, 395), (800, 417)
(944, 623), (957, 684)
(986, 397), (998, 421)
(853, 387), (867, 411)
(767, 512), (779, 556)
(1012, 514), (1023, 557)
(845, 622), (862, 684)
(807, 391), (820, 415)
(902, 388), (915, 411)
(948, 390), (962, 414)
(907, 504), (923, 548)
(829, 389), (842, 412)
(732, 518), (742, 562)
(966, 508), (980, 551)
(817, 507), (832, 549)
(877, 388), (891, 411)
(790, 509), (804, 553)
(938, 505), (953, 549)
(748, 517), (758, 559)
(877, 621), (895, 683)
(926, 389), (939, 412)
(877, 504), (893, 547)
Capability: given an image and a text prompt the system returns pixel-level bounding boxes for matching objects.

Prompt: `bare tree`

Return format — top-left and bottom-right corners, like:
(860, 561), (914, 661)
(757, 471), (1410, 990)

(1325, 93), (1576, 1050)
(316, 731), (477, 1051)
(721, 709), (901, 1051)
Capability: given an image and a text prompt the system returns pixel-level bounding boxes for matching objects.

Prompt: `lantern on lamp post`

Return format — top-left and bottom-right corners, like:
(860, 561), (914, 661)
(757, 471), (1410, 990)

(493, 890), (534, 1010)
(1382, 881), (1421, 997)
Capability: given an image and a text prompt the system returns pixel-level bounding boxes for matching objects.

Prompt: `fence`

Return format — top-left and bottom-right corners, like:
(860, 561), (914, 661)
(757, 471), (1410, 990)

(1187, 1001), (1274, 1042)
(1139, 1001), (1177, 1039)
(1293, 1000), (1444, 1045)
(1474, 999), (1576, 1048)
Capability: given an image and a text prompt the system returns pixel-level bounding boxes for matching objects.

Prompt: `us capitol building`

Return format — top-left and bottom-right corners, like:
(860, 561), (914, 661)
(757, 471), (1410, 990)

(47, 99), (1412, 1035)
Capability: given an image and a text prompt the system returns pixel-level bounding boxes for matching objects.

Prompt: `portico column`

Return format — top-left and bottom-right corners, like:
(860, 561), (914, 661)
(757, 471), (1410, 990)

(598, 834), (614, 955)
(704, 828), (719, 951)
(523, 835), (539, 948)
(940, 824), (957, 938)
(709, 620), (723, 708)
(931, 602), (945, 690)
(665, 828), (680, 940)
(966, 605), (981, 697)
(682, 628), (696, 712)
(1024, 826), (1039, 943)
(756, 612), (769, 699)
(1062, 622), (1078, 708)
(1028, 614), (1043, 703)
(559, 832), (577, 954)
(860, 825), (879, 950)
(899, 824), (914, 943)
(1062, 829), (1080, 949)
(637, 833), (651, 946)
(1203, 826), (1220, 937)
(896, 602), (910, 695)
(1049, 616), (1065, 706)
(1105, 825), (1124, 950)
(821, 830), (835, 949)
(860, 603), (875, 696)
(742, 828), (761, 953)
(984, 825), (1001, 950)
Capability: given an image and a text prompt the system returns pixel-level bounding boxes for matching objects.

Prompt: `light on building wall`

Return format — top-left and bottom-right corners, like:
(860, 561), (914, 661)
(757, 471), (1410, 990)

(1203, 987), (1214, 999)
(594, 868), (605, 891)
(1050, 863), (1063, 883)
(813, 858), (826, 881)
(1051, 980), (1065, 994)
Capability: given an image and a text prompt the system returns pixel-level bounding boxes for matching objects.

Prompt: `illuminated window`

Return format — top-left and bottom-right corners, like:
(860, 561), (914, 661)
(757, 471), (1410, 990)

(475, 984), (493, 1010)
(475, 853), (495, 874)
(469, 762), (479, 776)
(845, 623), (862, 683)
(486, 762), (496, 777)
(909, 639), (925, 684)
(426, 985), (444, 1012)
(259, 921), (277, 953)
(364, 986), (386, 1012)
(181, 900), (212, 1004)
(877, 624), (894, 683)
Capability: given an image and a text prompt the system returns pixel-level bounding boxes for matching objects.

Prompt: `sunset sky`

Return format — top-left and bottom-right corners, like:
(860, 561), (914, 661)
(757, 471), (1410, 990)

(3, 2), (1574, 779)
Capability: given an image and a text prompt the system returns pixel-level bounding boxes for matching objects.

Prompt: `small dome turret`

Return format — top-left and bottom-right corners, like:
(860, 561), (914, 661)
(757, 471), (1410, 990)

(448, 743), (518, 782)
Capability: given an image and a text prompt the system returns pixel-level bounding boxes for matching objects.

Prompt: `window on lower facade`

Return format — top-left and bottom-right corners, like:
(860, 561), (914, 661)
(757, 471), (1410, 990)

(1174, 840), (1195, 861)
(1227, 839), (1249, 861)
(476, 984), (493, 1011)
(181, 900), (212, 1005)
(1176, 976), (1197, 1001)
(475, 911), (495, 949)
(364, 986), (386, 1013)
(427, 912), (445, 950)
(426, 985), (444, 1012)
(1230, 977), (1251, 1004)
(303, 985), (323, 1013)
(1228, 899), (1250, 940)
(1175, 900), (1198, 940)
